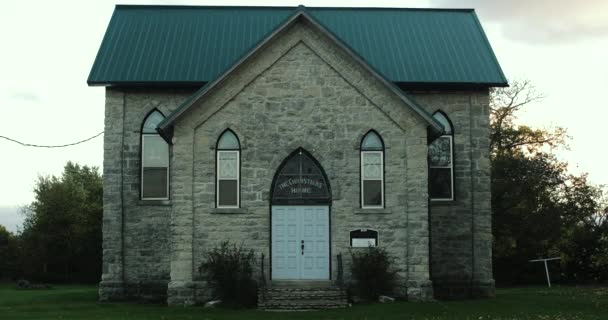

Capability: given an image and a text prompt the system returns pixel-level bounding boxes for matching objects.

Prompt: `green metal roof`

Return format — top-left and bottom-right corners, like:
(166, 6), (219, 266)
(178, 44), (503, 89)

(88, 5), (507, 87)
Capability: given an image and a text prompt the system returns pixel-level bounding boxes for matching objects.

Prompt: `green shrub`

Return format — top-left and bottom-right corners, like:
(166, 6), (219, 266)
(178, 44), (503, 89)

(350, 247), (397, 301)
(198, 241), (257, 308)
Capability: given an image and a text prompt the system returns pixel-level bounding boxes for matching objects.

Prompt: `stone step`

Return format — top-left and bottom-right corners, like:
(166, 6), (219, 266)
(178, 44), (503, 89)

(259, 302), (347, 310)
(262, 289), (345, 296)
(270, 280), (332, 287)
(261, 293), (346, 300)
(258, 285), (348, 311)
(265, 286), (343, 291)
(261, 297), (347, 304)
(258, 292), (346, 300)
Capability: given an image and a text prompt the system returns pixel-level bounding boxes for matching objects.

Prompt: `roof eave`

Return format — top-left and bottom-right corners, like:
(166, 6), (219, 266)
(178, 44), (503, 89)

(87, 80), (207, 87)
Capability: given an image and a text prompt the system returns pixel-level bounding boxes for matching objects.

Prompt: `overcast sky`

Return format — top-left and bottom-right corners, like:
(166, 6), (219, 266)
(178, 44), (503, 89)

(1, 0), (607, 232)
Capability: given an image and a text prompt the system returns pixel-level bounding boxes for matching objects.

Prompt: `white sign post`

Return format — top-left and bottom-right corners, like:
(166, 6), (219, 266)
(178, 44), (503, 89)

(529, 257), (561, 287)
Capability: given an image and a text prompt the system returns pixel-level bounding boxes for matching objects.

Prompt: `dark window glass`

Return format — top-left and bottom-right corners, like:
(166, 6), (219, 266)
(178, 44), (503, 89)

(363, 180), (382, 207)
(218, 180), (238, 207)
(429, 168), (452, 199)
(272, 150), (331, 203)
(142, 167), (168, 198)
(429, 136), (452, 167)
(301, 154), (322, 175)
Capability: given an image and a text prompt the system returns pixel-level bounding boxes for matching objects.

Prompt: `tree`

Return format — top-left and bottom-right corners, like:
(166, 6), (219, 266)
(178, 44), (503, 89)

(18, 162), (102, 282)
(490, 79), (568, 156)
(0, 225), (18, 280)
(490, 79), (606, 284)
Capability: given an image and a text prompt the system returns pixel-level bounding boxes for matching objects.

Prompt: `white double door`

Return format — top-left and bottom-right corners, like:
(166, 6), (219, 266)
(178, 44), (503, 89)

(271, 206), (330, 280)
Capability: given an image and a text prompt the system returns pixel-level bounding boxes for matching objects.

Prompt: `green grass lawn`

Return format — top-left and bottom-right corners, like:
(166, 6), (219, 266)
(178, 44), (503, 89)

(1, 284), (607, 320)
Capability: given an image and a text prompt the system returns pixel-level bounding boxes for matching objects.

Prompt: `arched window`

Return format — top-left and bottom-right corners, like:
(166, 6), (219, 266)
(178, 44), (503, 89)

(141, 110), (169, 200)
(360, 130), (384, 208)
(216, 130), (240, 208)
(429, 111), (454, 200)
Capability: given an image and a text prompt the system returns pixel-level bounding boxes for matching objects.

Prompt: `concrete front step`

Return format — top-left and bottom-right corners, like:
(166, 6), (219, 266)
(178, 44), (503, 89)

(258, 285), (348, 311)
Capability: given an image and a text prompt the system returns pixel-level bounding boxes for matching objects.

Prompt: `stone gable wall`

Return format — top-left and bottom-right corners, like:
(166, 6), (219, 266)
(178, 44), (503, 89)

(169, 20), (433, 304)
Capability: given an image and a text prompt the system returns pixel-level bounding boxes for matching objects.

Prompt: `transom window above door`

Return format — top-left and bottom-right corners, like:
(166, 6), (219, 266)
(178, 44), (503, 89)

(271, 148), (331, 205)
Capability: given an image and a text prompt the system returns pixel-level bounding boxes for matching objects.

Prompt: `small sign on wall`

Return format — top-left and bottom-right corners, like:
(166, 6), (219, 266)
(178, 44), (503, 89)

(350, 229), (378, 247)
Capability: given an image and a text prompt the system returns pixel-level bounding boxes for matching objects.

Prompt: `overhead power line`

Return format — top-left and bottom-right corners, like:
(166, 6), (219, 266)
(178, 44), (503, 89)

(0, 131), (104, 148)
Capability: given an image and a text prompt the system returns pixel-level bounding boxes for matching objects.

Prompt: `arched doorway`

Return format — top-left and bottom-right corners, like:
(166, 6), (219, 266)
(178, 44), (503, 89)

(270, 148), (331, 280)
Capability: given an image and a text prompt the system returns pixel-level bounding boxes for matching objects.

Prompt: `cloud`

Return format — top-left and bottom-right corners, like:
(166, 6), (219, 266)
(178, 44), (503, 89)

(430, 0), (608, 44)
(10, 91), (41, 102)
(0, 205), (24, 233)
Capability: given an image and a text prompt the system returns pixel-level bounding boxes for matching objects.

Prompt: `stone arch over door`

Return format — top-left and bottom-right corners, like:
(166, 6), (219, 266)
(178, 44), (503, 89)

(269, 148), (332, 280)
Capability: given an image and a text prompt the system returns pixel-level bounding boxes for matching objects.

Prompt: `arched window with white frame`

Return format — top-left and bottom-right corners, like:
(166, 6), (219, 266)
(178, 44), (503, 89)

(141, 110), (169, 200)
(360, 130), (384, 208)
(216, 129), (240, 208)
(429, 111), (454, 201)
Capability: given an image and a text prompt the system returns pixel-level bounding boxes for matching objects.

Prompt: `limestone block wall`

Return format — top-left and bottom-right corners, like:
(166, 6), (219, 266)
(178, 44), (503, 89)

(99, 17), (493, 305)
(99, 88), (197, 301)
(168, 20), (434, 304)
(411, 90), (494, 299)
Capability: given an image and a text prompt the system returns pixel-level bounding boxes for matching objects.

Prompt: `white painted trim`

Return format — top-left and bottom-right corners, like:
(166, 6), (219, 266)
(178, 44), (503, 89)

(429, 135), (454, 201)
(141, 134), (170, 200)
(216, 150), (240, 208)
(361, 151), (384, 209)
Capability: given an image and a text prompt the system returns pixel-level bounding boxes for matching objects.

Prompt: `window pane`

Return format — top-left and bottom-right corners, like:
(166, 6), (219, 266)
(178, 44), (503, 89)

(433, 112), (453, 134)
(363, 180), (382, 206)
(218, 152), (238, 179)
(361, 132), (383, 150)
(218, 180), (238, 206)
(363, 153), (382, 179)
(142, 167), (168, 198)
(217, 131), (240, 150)
(430, 168), (452, 199)
(142, 111), (165, 133)
(143, 135), (169, 167)
(301, 153), (322, 175)
(429, 136), (451, 167)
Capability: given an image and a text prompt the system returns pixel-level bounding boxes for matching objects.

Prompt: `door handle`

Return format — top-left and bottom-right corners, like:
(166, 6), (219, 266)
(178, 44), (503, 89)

(301, 240), (305, 255)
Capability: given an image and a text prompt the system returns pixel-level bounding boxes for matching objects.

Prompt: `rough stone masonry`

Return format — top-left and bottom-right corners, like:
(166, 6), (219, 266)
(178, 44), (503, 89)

(98, 17), (494, 305)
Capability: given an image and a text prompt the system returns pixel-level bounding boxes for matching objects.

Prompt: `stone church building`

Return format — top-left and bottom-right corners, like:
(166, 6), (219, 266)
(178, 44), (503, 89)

(88, 5), (507, 306)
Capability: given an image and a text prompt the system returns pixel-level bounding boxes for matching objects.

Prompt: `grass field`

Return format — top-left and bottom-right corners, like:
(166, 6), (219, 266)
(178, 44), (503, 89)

(1, 284), (607, 320)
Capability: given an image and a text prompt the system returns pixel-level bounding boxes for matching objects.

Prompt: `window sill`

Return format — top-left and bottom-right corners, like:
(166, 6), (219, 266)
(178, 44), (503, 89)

(211, 207), (249, 214)
(137, 200), (172, 206)
(354, 208), (392, 214)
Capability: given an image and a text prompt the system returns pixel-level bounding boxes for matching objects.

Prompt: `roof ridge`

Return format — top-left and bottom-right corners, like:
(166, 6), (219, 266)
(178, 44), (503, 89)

(114, 4), (474, 12)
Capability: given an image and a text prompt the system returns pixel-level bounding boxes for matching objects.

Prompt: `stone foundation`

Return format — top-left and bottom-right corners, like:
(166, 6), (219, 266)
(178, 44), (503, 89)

(471, 279), (495, 298)
(432, 279), (495, 300)
(406, 280), (434, 301)
(98, 281), (125, 302)
(99, 280), (169, 303)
